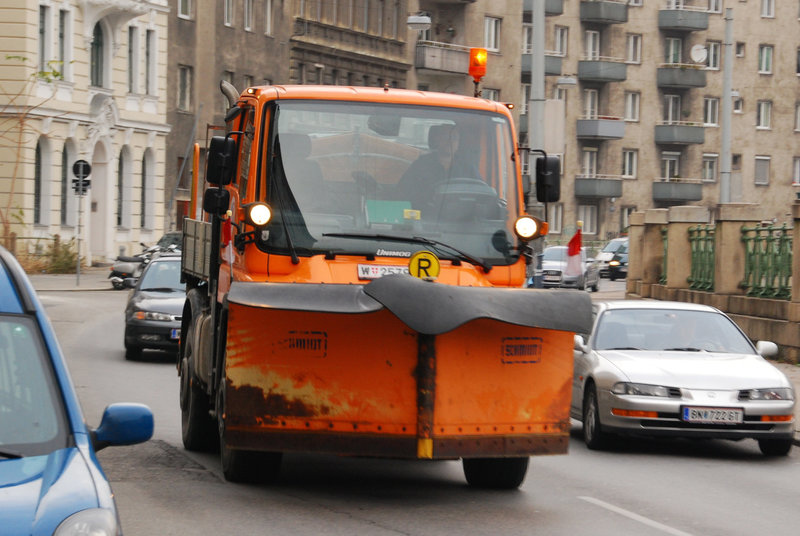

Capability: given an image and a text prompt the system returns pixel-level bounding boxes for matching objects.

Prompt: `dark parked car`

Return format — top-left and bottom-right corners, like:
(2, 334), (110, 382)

(608, 242), (628, 281)
(124, 253), (184, 360)
(0, 246), (153, 534)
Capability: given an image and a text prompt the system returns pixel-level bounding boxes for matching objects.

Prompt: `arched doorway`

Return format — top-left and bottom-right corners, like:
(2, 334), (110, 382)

(89, 141), (109, 264)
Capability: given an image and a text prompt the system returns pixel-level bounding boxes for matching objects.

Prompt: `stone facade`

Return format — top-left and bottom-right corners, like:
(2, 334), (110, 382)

(541, 0), (800, 246)
(0, 0), (170, 264)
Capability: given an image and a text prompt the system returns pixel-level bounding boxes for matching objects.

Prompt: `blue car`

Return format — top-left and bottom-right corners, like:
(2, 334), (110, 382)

(0, 246), (154, 535)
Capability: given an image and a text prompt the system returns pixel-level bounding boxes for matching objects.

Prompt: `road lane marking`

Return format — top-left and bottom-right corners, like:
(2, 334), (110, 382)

(578, 496), (694, 536)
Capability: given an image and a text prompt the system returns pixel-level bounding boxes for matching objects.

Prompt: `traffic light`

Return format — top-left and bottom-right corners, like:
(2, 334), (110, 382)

(469, 48), (487, 83)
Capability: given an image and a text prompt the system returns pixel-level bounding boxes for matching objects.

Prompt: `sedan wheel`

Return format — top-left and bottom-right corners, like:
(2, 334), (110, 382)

(583, 385), (609, 450)
(758, 438), (793, 457)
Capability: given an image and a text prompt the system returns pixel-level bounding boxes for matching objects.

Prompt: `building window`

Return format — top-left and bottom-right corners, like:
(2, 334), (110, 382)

(734, 97), (744, 113)
(582, 147), (598, 177)
(707, 41), (721, 69)
(665, 37), (682, 64)
(117, 150), (126, 228)
(60, 145), (68, 225)
(57, 9), (71, 81)
(90, 23), (104, 87)
(626, 34), (641, 63)
(795, 103), (800, 130)
(622, 149), (638, 178)
(244, 0), (254, 30)
(704, 97), (719, 126)
(793, 157), (800, 186)
(629, 0), (642, 6)
(761, 0), (775, 17)
(548, 204), (563, 234)
(145, 29), (156, 95)
(758, 45), (773, 73)
(142, 151), (154, 229)
(702, 154), (718, 182)
(555, 26), (568, 55)
(755, 156), (771, 185)
(178, 65), (192, 111)
(127, 26), (139, 94)
(708, 0), (722, 13)
(554, 86), (567, 102)
(624, 91), (640, 122)
(38, 5), (51, 75)
(179, 0), (191, 18)
(663, 94), (681, 123)
(621, 207), (636, 233)
(265, 0), (273, 35)
(483, 88), (500, 101)
(224, 0), (233, 26)
(140, 155), (147, 228)
(484, 17), (501, 52)
(736, 42), (745, 57)
(34, 140), (43, 224)
(662, 152), (681, 180)
(577, 205), (598, 235)
(583, 89), (598, 119)
(584, 30), (600, 60)
(757, 100), (772, 128)
(521, 84), (530, 114)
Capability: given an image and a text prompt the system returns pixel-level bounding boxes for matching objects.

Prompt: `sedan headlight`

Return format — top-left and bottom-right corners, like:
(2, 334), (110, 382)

(134, 311), (173, 322)
(55, 508), (119, 535)
(612, 382), (672, 397)
(747, 388), (794, 401)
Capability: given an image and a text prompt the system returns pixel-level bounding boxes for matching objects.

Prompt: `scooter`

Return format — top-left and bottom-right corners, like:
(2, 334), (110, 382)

(109, 243), (159, 290)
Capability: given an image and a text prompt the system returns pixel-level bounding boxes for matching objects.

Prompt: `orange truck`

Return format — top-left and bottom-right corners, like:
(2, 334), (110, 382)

(179, 82), (592, 489)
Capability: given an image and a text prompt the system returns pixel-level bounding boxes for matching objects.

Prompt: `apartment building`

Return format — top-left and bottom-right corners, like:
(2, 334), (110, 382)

(0, 0), (170, 264)
(534, 0), (800, 243)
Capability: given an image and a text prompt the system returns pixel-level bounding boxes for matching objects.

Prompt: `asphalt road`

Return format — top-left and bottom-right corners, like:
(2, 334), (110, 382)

(35, 280), (800, 536)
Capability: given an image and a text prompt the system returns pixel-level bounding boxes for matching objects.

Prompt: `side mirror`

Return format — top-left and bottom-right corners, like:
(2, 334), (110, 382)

(574, 334), (587, 353)
(203, 187), (231, 217)
(92, 403), (154, 451)
(755, 340), (778, 358)
(206, 135), (237, 186)
(535, 155), (561, 203)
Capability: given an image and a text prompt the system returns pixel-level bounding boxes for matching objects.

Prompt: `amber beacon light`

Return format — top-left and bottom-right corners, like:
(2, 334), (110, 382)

(469, 48), (487, 82)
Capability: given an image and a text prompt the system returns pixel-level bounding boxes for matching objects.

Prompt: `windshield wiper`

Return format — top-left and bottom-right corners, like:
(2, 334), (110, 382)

(605, 347), (641, 351)
(141, 287), (181, 292)
(0, 449), (23, 459)
(322, 232), (491, 272)
(664, 347), (702, 352)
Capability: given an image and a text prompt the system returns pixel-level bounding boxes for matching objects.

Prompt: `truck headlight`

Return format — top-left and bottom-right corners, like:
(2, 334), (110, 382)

(514, 216), (547, 241)
(245, 203), (272, 226)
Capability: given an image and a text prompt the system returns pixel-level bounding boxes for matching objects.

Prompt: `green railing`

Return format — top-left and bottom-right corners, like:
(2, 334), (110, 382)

(688, 224), (715, 291)
(741, 223), (792, 299)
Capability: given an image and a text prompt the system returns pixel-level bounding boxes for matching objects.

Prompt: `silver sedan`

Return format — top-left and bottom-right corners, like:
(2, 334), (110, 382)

(571, 301), (795, 456)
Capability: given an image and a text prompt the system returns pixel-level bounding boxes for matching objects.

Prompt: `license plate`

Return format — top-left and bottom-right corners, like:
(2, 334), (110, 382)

(682, 406), (743, 424)
(170, 328), (181, 340)
(544, 275), (561, 282)
(357, 264), (409, 280)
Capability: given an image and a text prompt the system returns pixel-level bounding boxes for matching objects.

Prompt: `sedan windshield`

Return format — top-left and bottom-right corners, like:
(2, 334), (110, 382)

(138, 260), (184, 292)
(260, 100), (521, 267)
(0, 316), (68, 456)
(594, 308), (755, 353)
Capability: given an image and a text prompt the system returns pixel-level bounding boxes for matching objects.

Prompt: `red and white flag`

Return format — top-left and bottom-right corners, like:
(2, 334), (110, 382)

(564, 227), (582, 277)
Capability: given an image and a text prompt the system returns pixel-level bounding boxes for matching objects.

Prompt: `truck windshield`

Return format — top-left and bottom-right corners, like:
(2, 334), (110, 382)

(262, 100), (522, 267)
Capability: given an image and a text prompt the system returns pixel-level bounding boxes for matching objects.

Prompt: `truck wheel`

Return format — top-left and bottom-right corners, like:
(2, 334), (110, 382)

(758, 438), (793, 456)
(180, 319), (216, 452)
(462, 457), (529, 489)
(217, 372), (283, 483)
(583, 384), (609, 450)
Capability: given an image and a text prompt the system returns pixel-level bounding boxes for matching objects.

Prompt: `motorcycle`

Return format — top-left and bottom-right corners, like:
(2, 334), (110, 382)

(109, 243), (177, 290)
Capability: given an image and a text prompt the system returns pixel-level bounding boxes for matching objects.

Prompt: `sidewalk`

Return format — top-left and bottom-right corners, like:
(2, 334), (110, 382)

(28, 272), (800, 447)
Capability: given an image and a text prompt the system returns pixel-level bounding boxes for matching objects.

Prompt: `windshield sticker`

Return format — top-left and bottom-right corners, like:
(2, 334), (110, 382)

(501, 337), (543, 364)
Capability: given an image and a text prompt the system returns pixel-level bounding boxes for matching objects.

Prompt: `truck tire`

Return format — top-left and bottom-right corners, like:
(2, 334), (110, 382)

(462, 457), (529, 489)
(180, 308), (216, 452)
(217, 368), (283, 483)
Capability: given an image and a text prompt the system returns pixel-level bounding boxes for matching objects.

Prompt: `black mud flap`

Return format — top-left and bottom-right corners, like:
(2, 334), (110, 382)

(226, 274), (592, 335)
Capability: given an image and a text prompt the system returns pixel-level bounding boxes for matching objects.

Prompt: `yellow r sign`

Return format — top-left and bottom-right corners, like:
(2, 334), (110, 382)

(408, 250), (440, 281)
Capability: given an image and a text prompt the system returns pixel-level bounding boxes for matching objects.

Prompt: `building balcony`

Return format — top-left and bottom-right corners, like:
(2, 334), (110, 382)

(576, 116), (625, 140)
(658, 7), (709, 31)
(652, 179), (703, 203)
(521, 52), (563, 76)
(657, 64), (707, 89)
(575, 175), (624, 198)
(580, 0), (628, 24)
(524, 0), (564, 15)
(415, 41), (469, 75)
(577, 58), (627, 82)
(654, 122), (705, 145)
